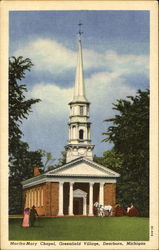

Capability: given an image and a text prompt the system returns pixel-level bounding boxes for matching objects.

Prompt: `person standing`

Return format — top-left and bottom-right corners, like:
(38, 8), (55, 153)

(30, 205), (38, 226)
(22, 207), (30, 227)
(127, 203), (139, 216)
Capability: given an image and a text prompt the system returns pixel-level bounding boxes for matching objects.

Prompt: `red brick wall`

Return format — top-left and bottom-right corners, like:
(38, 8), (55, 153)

(34, 167), (40, 176)
(104, 183), (116, 206)
(23, 183), (46, 216)
(44, 182), (51, 216)
(23, 182), (59, 216)
(50, 182), (59, 216)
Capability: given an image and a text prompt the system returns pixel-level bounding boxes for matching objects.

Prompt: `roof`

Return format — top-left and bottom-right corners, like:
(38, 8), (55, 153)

(45, 157), (120, 178)
(21, 157), (120, 188)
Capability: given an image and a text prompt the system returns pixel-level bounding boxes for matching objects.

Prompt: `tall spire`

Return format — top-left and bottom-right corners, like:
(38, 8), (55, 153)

(73, 24), (88, 102)
(65, 24), (94, 163)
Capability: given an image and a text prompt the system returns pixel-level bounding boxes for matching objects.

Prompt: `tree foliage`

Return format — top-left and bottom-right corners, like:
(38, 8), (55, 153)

(9, 56), (43, 214)
(38, 149), (56, 171)
(102, 89), (149, 216)
(46, 151), (67, 171)
(9, 56), (40, 156)
(94, 149), (123, 171)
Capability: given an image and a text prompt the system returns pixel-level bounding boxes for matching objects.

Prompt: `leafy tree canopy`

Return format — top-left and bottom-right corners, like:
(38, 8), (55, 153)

(9, 56), (40, 157)
(9, 56), (43, 214)
(38, 149), (56, 172)
(102, 89), (149, 216)
(94, 149), (123, 172)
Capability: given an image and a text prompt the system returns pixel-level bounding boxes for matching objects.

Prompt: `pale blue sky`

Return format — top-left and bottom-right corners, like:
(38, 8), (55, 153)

(9, 11), (149, 160)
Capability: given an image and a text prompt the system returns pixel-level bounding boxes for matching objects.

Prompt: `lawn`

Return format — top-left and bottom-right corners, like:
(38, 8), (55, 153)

(9, 216), (149, 241)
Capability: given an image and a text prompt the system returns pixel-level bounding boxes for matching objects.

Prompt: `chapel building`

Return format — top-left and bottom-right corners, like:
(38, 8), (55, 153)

(21, 33), (120, 216)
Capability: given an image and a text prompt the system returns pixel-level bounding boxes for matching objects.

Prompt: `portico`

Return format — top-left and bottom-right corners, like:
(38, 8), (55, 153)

(58, 180), (105, 216)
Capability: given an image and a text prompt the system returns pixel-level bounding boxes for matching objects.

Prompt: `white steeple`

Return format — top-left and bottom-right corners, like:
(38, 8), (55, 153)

(65, 27), (94, 163)
(73, 38), (88, 102)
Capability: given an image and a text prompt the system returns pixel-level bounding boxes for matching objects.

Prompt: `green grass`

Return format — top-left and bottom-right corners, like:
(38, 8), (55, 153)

(9, 217), (149, 241)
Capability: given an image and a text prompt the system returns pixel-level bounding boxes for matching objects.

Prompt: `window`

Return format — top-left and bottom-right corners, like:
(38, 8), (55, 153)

(34, 190), (37, 206)
(41, 189), (44, 206)
(70, 106), (73, 115)
(79, 129), (84, 140)
(28, 191), (30, 207)
(72, 125), (76, 139)
(38, 189), (40, 207)
(26, 192), (29, 207)
(80, 106), (84, 115)
(31, 191), (34, 207)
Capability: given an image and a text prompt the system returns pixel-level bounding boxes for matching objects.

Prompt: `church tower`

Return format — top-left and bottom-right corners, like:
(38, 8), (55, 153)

(65, 27), (94, 163)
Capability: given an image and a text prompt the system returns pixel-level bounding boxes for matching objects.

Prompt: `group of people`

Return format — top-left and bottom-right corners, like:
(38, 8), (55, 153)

(115, 203), (139, 217)
(94, 201), (139, 217)
(22, 205), (38, 227)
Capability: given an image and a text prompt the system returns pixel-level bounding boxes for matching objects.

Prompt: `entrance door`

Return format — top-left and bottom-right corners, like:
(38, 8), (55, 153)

(73, 198), (83, 215)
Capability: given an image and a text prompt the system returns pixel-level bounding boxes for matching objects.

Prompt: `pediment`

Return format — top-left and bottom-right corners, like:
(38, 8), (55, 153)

(46, 157), (120, 178)
(73, 189), (87, 197)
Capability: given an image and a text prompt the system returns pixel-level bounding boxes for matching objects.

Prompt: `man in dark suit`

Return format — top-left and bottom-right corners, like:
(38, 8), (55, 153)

(30, 205), (38, 226)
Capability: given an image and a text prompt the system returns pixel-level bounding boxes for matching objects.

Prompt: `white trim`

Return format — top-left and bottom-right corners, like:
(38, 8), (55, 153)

(69, 182), (74, 216)
(22, 177), (117, 189)
(48, 174), (118, 177)
(58, 182), (64, 216)
(46, 157), (120, 177)
(22, 178), (47, 189)
(88, 182), (94, 216)
(73, 189), (87, 216)
(99, 183), (104, 205)
(73, 189), (87, 198)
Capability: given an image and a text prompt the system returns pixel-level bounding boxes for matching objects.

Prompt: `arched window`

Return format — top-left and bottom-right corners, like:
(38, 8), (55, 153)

(34, 190), (37, 206)
(79, 129), (84, 140)
(28, 191), (30, 207)
(41, 189), (44, 207)
(37, 189), (40, 207)
(80, 106), (84, 115)
(31, 191), (34, 207)
(72, 125), (76, 139)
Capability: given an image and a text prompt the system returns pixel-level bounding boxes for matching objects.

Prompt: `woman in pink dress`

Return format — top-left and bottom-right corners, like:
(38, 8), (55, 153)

(22, 207), (30, 227)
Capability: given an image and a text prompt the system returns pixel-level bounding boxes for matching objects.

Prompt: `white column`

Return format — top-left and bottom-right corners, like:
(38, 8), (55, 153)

(88, 182), (94, 216)
(58, 182), (64, 216)
(69, 182), (74, 216)
(83, 196), (87, 215)
(99, 183), (104, 205)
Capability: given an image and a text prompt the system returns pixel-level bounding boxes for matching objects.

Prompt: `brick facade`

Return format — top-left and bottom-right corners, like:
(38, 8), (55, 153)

(50, 182), (59, 216)
(23, 182), (59, 216)
(104, 183), (116, 206)
(23, 182), (116, 216)
(23, 183), (46, 215)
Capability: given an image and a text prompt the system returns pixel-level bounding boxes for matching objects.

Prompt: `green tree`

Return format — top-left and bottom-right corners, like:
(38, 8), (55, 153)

(103, 89), (149, 216)
(9, 56), (40, 156)
(94, 149), (123, 172)
(57, 151), (66, 167)
(38, 149), (56, 171)
(47, 151), (67, 171)
(9, 56), (42, 214)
